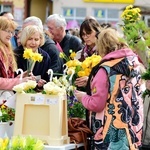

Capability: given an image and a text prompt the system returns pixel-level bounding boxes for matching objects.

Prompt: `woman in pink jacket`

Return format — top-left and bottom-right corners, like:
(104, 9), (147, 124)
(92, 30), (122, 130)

(0, 17), (33, 90)
(75, 28), (143, 150)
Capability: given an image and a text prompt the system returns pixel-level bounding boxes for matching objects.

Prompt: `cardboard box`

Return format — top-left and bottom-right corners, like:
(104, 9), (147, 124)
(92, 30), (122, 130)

(13, 93), (70, 146)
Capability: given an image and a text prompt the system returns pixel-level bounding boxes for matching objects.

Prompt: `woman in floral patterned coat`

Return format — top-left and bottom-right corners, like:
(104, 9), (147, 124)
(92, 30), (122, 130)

(75, 28), (144, 150)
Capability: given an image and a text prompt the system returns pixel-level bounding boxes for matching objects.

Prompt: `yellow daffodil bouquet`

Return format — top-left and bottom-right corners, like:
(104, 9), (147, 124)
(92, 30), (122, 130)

(23, 48), (43, 74)
(78, 54), (102, 77)
(0, 135), (44, 150)
(60, 50), (101, 85)
(60, 50), (101, 118)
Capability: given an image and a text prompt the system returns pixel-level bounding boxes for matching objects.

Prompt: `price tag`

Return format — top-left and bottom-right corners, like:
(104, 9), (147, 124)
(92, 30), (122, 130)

(30, 95), (44, 104)
(46, 97), (58, 105)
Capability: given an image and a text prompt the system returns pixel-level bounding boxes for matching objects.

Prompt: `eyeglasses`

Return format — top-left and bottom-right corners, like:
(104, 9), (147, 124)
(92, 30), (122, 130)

(82, 32), (92, 38)
(2, 30), (15, 36)
(95, 31), (100, 39)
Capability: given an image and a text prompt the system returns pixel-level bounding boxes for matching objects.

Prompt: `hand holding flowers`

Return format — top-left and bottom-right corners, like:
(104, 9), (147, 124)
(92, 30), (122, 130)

(23, 48), (43, 74)
(59, 50), (102, 118)
(74, 90), (86, 103)
(74, 76), (89, 87)
(60, 50), (101, 85)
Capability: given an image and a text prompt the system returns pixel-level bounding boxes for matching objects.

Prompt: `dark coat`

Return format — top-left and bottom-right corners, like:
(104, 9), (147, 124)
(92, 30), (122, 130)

(41, 34), (63, 74)
(59, 32), (83, 57)
(14, 46), (51, 82)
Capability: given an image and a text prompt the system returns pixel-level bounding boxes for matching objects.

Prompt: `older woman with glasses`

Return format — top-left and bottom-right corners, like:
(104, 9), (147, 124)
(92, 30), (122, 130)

(0, 16), (34, 90)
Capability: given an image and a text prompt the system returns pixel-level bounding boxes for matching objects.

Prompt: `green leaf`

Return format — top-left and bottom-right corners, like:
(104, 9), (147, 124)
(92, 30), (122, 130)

(136, 40), (147, 51)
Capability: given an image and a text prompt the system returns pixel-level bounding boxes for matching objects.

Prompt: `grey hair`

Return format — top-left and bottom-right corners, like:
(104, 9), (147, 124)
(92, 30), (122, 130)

(46, 14), (67, 29)
(23, 16), (43, 30)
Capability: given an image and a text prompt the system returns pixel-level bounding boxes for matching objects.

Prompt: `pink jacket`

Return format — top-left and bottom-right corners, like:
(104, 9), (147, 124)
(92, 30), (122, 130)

(81, 49), (138, 112)
(0, 77), (21, 90)
(0, 52), (20, 90)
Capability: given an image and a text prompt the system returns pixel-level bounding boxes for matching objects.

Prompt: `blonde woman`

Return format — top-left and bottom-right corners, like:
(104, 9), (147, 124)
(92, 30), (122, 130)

(75, 28), (143, 149)
(14, 25), (51, 82)
(0, 17), (33, 90)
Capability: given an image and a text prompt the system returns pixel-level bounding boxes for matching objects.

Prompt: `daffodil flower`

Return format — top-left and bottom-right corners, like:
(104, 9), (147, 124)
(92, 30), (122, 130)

(23, 48), (43, 73)
(13, 80), (37, 93)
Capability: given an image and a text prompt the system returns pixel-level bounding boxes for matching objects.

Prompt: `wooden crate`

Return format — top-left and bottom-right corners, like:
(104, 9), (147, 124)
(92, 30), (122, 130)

(13, 93), (70, 146)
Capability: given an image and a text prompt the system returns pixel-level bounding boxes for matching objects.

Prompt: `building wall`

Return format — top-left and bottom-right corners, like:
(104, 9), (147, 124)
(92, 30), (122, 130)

(53, 0), (128, 14)
(1, 0), (150, 26)
(0, 0), (51, 25)
(52, 0), (129, 29)
(13, 0), (24, 25)
(13, 0), (24, 7)
(53, 0), (150, 14)
(30, 0), (48, 23)
(0, 0), (24, 25)
(52, 0), (150, 29)
(134, 0), (150, 5)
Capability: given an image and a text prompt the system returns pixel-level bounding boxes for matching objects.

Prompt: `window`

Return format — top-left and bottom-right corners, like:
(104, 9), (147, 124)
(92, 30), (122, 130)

(93, 8), (119, 26)
(0, 5), (12, 12)
(144, 16), (150, 27)
(62, 7), (86, 29)
(76, 8), (86, 17)
(107, 9), (119, 19)
(94, 9), (105, 19)
(63, 8), (74, 17)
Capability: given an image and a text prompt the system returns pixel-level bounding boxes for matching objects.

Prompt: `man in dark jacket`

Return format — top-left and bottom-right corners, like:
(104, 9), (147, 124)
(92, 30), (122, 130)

(46, 14), (83, 57)
(41, 34), (63, 74)
(22, 16), (63, 75)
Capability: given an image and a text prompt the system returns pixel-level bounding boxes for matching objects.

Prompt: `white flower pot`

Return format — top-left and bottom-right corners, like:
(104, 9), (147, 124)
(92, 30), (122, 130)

(7, 121), (14, 138)
(0, 122), (8, 138)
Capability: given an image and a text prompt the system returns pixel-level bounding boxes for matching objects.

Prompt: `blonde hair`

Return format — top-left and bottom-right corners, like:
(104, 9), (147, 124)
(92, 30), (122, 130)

(0, 16), (17, 71)
(96, 28), (128, 57)
(20, 25), (45, 47)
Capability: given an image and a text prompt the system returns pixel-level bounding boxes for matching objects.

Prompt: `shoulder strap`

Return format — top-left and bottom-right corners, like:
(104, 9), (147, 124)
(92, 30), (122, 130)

(86, 59), (108, 95)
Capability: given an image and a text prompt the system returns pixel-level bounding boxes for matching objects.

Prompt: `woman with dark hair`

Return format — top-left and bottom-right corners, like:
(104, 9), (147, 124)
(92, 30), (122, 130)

(77, 18), (101, 61)
(75, 18), (101, 88)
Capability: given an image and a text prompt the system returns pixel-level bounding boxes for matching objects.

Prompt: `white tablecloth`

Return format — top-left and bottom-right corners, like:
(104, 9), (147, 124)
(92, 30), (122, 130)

(44, 143), (84, 150)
